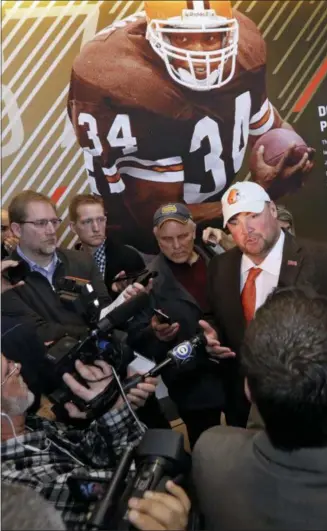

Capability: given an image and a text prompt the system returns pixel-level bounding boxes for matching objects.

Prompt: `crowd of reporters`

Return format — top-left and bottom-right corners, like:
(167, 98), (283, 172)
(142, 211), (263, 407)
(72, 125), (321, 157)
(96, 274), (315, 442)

(1, 184), (327, 530)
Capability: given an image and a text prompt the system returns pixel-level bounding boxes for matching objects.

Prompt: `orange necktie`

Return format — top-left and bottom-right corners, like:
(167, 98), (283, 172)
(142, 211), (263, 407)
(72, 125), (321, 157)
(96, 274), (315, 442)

(241, 267), (262, 323)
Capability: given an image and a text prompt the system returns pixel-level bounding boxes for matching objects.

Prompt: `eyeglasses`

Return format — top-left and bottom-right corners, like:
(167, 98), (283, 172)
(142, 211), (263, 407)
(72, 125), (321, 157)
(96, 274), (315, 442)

(20, 218), (62, 229)
(1, 362), (18, 386)
(79, 216), (107, 227)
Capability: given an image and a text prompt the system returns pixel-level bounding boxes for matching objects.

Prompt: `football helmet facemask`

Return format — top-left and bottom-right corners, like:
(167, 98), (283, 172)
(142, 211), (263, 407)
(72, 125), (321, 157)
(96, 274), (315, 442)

(145, 1), (239, 92)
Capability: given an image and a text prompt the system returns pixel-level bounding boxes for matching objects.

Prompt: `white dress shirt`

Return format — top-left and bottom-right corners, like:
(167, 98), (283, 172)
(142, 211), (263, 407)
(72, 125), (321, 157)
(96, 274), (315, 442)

(240, 230), (285, 314)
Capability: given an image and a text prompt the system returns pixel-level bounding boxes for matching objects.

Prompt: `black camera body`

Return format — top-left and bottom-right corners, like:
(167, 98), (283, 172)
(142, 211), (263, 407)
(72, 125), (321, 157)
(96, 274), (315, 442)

(45, 332), (128, 410)
(57, 276), (101, 326)
(88, 429), (190, 530)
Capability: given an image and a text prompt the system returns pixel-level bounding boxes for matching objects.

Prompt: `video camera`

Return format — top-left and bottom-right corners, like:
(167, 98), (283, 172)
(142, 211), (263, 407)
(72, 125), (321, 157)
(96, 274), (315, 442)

(45, 275), (208, 418)
(68, 429), (190, 530)
(45, 291), (151, 411)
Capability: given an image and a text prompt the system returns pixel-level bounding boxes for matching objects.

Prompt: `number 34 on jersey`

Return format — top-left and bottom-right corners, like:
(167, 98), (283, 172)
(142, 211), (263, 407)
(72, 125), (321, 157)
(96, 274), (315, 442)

(76, 91), (274, 204)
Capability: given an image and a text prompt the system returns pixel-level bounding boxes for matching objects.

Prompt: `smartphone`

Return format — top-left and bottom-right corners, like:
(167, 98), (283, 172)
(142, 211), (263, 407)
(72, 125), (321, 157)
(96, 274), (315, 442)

(153, 308), (172, 325)
(114, 269), (148, 283)
(138, 270), (158, 287)
(3, 260), (29, 285)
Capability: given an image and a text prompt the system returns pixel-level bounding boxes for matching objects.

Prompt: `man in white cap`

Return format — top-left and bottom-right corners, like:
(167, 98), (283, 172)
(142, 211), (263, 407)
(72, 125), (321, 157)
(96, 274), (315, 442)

(203, 181), (327, 427)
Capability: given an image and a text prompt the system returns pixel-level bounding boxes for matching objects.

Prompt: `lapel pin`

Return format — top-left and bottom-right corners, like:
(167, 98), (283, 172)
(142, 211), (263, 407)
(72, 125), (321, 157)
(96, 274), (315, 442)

(287, 260), (298, 267)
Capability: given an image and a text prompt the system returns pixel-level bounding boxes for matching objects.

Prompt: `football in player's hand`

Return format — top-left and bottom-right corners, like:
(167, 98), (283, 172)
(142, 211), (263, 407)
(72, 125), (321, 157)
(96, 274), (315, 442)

(250, 128), (308, 170)
(249, 128), (314, 199)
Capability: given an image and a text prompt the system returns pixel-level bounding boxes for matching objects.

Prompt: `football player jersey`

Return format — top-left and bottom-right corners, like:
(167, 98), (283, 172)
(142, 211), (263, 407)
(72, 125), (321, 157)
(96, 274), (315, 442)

(68, 9), (276, 252)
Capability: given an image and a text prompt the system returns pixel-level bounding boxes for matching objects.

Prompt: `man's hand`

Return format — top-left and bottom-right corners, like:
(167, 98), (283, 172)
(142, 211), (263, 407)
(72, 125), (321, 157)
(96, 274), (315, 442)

(63, 360), (113, 418)
(151, 315), (179, 342)
(202, 227), (235, 251)
(3, 235), (19, 254)
(122, 280), (153, 302)
(199, 320), (235, 359)
(128, 481), (191, 531)
(123, 366), (158, 410)
(111, 270), (130, 294)
(252, 143), (315, 192)
(1, 260), (24, 293)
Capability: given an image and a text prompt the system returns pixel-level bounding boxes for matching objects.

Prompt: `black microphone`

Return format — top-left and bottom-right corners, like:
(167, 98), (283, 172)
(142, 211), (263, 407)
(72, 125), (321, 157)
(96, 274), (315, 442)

(123, 334), (207, 393)
(95, 292), (150, 334)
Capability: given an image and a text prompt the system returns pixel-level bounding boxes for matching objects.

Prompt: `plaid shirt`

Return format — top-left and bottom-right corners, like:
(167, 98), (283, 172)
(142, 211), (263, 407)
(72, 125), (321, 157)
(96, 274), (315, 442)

(93, 240), (107, 278)
(1, 405), (144, 530)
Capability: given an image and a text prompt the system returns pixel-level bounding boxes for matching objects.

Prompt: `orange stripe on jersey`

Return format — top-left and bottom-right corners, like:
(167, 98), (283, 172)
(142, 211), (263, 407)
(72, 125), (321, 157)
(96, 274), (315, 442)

(250, 107), (272, 131)
(106, 172), (121, 184)
(117, 160), (184, 173)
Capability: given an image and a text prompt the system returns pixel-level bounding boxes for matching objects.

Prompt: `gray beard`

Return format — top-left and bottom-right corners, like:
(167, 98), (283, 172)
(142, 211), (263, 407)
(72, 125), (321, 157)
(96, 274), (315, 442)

(3, 391), (35, 416)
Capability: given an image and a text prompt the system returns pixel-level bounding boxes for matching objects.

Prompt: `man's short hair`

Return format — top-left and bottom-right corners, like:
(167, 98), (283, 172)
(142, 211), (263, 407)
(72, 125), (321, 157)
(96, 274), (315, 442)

(8, 190), (57, 224)
(69, 194), (104, 223)
(1, 483), (65, 530)
(242, 287), (327, 450)
(276, 204), (295, 230)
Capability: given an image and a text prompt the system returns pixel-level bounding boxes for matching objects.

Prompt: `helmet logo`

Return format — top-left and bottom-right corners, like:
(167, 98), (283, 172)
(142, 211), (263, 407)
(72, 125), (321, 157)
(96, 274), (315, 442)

(227, 189), (240, 205)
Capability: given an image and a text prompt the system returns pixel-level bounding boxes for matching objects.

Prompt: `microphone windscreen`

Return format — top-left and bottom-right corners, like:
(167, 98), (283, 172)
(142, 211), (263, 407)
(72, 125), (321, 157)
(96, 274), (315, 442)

(98, 292), (150, 332)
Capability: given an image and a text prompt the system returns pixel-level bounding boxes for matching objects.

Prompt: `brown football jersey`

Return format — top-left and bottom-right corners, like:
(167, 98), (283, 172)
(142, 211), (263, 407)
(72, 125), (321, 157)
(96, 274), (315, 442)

(68, 10), (275, 252)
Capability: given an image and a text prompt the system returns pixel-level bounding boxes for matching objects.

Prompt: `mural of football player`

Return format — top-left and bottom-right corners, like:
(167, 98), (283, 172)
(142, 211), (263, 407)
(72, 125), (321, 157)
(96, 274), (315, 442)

(68, 0), (314, 253)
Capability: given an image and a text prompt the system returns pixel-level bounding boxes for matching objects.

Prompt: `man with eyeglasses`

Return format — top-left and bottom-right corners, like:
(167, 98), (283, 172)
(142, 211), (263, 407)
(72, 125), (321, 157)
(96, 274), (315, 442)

(1, 190), (111, 344)
(69, 194), (145, 298)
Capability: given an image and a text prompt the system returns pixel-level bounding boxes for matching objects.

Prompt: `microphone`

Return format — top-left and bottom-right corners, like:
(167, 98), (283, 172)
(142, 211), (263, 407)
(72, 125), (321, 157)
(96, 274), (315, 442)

(95, 292), (150, 334)
(123, 334), (207, 393)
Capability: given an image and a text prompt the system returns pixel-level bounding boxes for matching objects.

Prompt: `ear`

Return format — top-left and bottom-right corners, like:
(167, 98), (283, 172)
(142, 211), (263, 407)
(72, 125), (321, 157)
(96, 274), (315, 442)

(70, 222), (77, 235)
(270, 201), (278, 219)
(10, 222), (22, 240)
(244, 377), (253, 404)
(153, 227), (158, 238)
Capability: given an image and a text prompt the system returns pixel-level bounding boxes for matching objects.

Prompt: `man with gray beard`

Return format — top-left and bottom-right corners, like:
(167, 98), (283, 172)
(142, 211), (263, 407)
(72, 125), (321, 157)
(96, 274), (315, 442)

(1, 354), (190, 530)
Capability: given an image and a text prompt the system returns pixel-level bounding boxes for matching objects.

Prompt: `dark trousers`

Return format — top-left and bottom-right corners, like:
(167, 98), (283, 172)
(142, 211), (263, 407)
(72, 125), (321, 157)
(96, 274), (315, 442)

(223, 367), (251, 428)
(137, 394), (171, 430)
(179, 408), (222, 449)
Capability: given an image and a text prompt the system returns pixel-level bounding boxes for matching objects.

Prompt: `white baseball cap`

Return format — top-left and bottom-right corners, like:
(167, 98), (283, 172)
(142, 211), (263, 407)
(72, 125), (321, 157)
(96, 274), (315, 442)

(222, 181), (271, 227)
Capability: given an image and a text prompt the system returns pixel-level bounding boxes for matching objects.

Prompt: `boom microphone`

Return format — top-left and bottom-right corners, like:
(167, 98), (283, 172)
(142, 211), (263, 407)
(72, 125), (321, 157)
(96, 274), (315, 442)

(95, 292), (150, 334)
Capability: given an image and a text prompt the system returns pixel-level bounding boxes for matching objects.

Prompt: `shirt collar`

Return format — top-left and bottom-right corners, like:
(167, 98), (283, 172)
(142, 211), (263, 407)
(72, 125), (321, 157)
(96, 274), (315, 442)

(241, 230), (285, 276)
(93, 239), (106, 258)
(16, 245), (60, 272)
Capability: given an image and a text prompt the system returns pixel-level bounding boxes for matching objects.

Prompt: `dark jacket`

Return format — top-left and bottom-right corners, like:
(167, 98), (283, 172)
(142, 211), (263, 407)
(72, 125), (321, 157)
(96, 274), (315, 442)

(193, 426), (327, 530)
(1, 248), (111, 343)
(128, 247), (224, 412)
(208, 232), (327, 358)
(207, 232), (327, 425)
(103, 238), (145, 287)
(75, 238), (145, 298)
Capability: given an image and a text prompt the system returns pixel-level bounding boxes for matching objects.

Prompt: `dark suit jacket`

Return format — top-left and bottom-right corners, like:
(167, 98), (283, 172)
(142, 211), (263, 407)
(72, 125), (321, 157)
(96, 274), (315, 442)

(207, 232), (327, 424)
(208, 231), (327, 358)
(193, 426), (327, 530)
